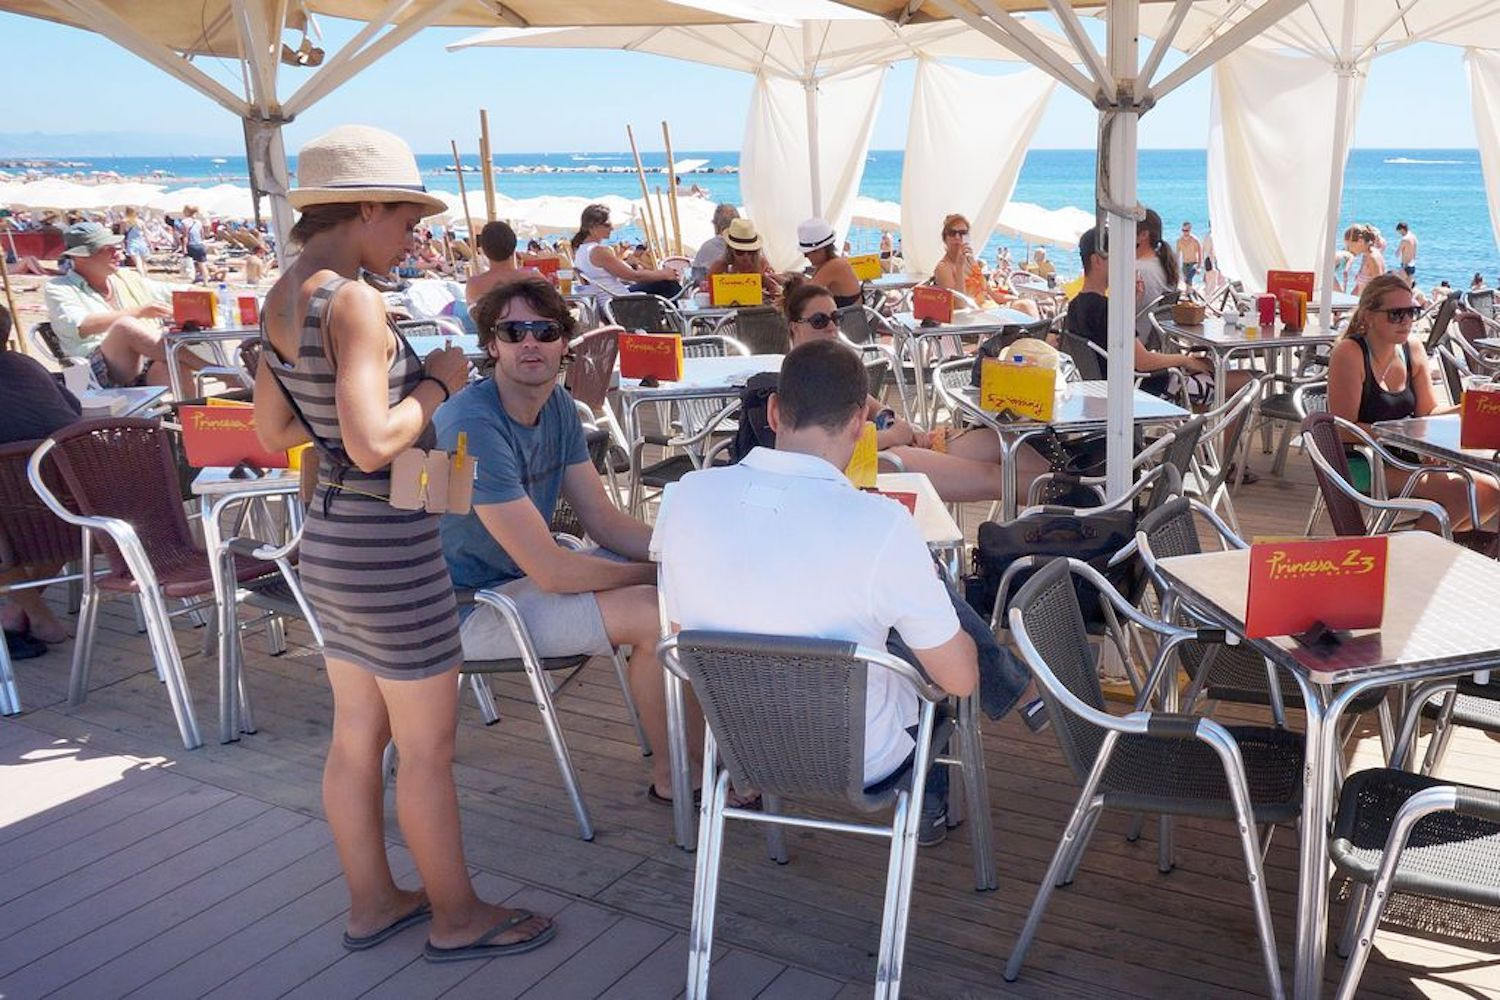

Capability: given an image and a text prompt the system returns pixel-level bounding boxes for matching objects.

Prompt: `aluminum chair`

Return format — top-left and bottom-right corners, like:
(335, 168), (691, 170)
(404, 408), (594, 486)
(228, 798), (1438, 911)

(1187, 376), (1263, 533)
(27, 419), (287, 749)
(604, 293), (684, 335)
(0, 438), (85, 716)
(710, 305), (789, 355)
(457, 550), (651, 842)
(1330, 770), (1500, 1000)
(658, 630), (994, 1000)
(1389, 674), (1500, 779)
(1005, 558), (1300, 997)
(564, 324), (629, 468)
(1254, 375), (1326, 478)
(1301, 412), (1496, 554)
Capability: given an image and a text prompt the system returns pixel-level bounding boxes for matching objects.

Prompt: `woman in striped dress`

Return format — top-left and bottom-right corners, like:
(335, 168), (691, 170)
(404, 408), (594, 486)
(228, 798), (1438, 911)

(254, 125), (554, 962)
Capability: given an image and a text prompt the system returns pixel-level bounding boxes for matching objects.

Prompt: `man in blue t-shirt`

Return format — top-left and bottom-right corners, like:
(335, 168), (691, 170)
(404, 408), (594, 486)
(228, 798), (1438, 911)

(434, 278), (680, 801)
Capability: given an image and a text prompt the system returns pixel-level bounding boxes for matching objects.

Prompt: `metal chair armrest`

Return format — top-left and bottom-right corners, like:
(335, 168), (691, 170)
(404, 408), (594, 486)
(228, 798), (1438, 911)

(1305, 441), (1453, 537)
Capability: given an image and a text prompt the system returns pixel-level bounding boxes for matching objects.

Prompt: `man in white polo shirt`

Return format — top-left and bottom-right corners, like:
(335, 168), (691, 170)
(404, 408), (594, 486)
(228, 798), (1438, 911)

(653, 339), (977, 845)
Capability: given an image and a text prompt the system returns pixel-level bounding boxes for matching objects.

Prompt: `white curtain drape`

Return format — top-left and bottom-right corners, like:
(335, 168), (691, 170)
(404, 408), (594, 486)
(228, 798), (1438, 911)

(741, 65), (885, 270)
(1207, 47), (1365, 292)
(1468, 48), (1500, 264)
(899, 60), (1054, 276)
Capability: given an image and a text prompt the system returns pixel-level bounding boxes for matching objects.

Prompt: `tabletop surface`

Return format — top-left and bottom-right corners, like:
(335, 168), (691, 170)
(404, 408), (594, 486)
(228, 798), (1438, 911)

(1375, 414), (1500, 471)
(1160, 314), (1335, 347)
(80, 385), (169, 418)
(874, 472), (962, 547)
(619, 354), (784, 393)
(191, 466), (301, 497)
(865, 273), (922, 290)
(1158, 531), (1500, 684)
(957, 379), (1188, 429)
(893, 306), (1039, 332)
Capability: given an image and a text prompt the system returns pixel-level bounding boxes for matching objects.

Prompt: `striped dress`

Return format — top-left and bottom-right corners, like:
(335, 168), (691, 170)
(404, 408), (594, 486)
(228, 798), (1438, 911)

(262, 275), (462, 679)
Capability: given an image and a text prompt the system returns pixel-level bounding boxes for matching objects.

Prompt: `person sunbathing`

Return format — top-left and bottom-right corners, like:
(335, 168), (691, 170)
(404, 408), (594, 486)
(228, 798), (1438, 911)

(783, 278), (1046, 503)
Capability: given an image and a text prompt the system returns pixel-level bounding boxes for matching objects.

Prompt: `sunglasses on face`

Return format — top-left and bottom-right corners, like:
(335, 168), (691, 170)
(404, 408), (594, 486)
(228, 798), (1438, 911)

(944, 229), (970, 238)
(490, 320), (567, 344)
(1379, 306), (1422, 323)
(796, 311), (841, 330)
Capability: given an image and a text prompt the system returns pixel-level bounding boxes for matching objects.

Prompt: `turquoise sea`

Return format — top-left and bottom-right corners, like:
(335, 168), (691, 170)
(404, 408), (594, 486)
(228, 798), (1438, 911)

(17, 148), (1498, 286)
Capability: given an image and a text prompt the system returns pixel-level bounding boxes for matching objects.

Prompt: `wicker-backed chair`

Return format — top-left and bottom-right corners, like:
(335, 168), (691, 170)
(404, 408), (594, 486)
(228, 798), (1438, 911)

(658, 630), (993, 1000)
(1330, 770), (1500, 999)
(27, 418), (285, 749)
(564, 324), (628, 463)
(1005, 558), (1300, 996)
(712, 306), (789, 355)
(0, 438), (84, 716)
(604, 293), (684, 335)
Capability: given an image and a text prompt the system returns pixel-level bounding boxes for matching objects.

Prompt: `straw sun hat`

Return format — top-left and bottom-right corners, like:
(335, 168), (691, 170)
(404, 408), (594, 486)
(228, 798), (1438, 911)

(724, 218), (764, 253)
(289, 124), (445, 217)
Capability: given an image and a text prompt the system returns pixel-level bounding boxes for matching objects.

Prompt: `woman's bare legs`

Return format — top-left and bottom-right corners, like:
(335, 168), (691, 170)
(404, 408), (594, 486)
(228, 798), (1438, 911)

(887, 431), (1047, 504)
(1389, 466), (1500, 534)
(373, 664), (550, 949)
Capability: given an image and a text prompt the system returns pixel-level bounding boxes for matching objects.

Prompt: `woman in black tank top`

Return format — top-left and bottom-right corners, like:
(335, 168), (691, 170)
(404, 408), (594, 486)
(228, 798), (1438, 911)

(1328, 273), (1499, 532)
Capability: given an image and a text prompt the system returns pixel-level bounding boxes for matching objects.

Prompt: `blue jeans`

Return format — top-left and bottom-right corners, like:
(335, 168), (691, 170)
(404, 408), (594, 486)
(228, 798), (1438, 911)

(1183, 262), (1199, 287)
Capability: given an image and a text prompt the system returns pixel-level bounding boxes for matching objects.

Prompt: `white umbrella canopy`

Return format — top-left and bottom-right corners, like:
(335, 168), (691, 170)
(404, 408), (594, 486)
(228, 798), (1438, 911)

(995, 201), (1093, 248)
(629, 194), (722, 255)
(0, 177), (162, 212)
(1135, 0), (1500, 56)
(849, 195), (902, 230)
(147, 184), (265, 220)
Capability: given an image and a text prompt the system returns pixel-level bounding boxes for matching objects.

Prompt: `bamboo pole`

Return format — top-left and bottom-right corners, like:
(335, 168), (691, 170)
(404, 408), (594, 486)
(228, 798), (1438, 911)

(661, 120), (683, 256)
(655, 186), (670, 264)
(0, 248), (21, 355)
(625, 124), (663, 261)
(450, 140), (483, 274)
(479, 109), (496, 223)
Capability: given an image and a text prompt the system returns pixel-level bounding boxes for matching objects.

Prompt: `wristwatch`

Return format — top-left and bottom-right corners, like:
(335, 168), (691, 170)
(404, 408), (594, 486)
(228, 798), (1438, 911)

(874, 408), (897, 431)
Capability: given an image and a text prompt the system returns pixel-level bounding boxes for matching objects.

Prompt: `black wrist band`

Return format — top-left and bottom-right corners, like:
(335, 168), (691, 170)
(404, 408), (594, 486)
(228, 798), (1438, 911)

(419, 374), (451, 402)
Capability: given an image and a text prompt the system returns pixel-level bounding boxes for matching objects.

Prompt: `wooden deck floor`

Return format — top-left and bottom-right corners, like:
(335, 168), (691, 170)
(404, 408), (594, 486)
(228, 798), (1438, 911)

(4, 445), (1500, 998)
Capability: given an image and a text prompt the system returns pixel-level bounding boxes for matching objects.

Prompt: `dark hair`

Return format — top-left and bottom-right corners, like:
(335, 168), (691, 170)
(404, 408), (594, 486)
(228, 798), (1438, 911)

(775, 339), (868, 434)
(478, 220), (517, 262)
(0, 303), (11, 342)
(1343, 223), (1377, 245)
(1395, 221), (1409, 233)
(287, 202), (362, 246)
(1078, 226), (1104, 269)
(781, 277), (833, 325)
(569, 203), (611, 252)
(472, 277), (576, 351)
(1137, 208), (1178, 286)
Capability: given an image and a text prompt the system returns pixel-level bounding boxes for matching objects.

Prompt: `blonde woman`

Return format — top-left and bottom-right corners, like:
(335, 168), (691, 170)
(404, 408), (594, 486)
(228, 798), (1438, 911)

(1327, 271), (1498, 532)
(1342, 224), (1384, 295)
(254, 125), (555, 963)
(122, 207), (149, 275)
(180, 205), (210, 284)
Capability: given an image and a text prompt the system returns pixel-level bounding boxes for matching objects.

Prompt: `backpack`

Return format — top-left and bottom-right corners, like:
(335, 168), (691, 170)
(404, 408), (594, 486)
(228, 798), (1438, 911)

(728, 372), (779, 463)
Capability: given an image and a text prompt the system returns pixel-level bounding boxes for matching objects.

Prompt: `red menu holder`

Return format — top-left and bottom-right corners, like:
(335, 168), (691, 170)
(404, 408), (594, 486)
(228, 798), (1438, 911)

(1266, 269), (1315, 302)
(1461, 385), (1500, 449)
(912, 285), (954, 324)
(237, 295), (260, 326)
(520, 253), (562, 284)
(1277, 288), (1308, 332)
(177, 404), (289, 469)
(619, 332), (684, 381)
(172, 289), (218, 329)
(1245, 536), (1387, 639)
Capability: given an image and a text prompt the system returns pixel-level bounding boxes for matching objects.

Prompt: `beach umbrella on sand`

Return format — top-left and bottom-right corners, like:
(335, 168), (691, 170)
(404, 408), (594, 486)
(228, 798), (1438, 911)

(994, 203), (1094, 249)
(147, 184), (264, 220)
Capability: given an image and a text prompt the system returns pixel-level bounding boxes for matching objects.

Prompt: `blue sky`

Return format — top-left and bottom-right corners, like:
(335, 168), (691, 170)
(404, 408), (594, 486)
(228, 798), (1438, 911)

(0, 11), (1479, 154)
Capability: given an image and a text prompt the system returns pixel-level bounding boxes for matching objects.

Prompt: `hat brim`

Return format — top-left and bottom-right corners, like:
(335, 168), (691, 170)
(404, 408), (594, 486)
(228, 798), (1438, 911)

(725, 237), (763, 253)
(63, 234), (124, 257)
(288, 186), (446, 217)
(800, 235), (835, 254)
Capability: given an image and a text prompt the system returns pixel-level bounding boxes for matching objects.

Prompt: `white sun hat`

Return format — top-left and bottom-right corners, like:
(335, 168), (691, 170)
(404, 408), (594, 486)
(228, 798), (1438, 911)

(288, 124), (445, 217)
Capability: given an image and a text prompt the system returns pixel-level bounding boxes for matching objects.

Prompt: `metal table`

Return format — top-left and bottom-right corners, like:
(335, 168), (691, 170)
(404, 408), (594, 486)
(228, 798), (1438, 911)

(1157, 531), (1500, 999)
(163, 326), (258, 400)
(404, 332), (483, 361)
(1159, 315), (1335, 412)
(952, 380), (1188, 519)
(1374, 414), (1500, 479)
(191, 467), (303, 743)
(77, 385), (170, 418)
(674, 298), (740, 336)
(892, 306), (1041, 425)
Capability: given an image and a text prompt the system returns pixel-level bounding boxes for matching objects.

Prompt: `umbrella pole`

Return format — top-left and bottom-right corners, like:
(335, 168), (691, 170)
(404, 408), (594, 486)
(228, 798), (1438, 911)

(451, 141), (483, 274)
(662, 120), (683, 255)
(479, 110), (497, 224)
(656, 187), (671, 264)
(627, 125), (663, 262)
(0, 248), (22, 355)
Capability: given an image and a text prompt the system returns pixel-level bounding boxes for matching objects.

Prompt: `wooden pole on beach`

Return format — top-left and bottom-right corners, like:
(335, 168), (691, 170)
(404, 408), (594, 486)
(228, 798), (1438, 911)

(655, 186), (671, 264)
(626, 125), (663, 261)
(479, 110), (496, 223)
(450, 141), (482, 274)
(0, 250), (22, 355)
(661, 121), (683, 256)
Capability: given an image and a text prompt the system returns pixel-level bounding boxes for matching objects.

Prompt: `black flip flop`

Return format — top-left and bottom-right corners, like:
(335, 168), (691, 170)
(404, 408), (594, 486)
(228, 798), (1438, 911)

(423, 910), (556, 963)
(341, 901), (432, 951)
(4, 629), (46, 661)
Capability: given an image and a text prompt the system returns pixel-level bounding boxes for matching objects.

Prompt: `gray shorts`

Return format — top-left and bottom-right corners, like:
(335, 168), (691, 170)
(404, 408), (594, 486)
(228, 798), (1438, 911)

(458, 547), (630, 661)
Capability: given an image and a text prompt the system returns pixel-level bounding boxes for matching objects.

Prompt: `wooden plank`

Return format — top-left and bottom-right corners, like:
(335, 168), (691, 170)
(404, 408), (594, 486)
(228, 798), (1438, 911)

(754, 966), (847, 1000)
(595, 932), (694, 1000)
(438, 887), (620, 1000)
(521, 915), (672, 1000)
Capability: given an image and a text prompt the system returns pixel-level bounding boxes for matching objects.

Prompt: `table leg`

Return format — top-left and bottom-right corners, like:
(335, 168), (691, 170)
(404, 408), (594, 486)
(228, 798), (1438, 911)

(1000, 434), (1021, 521)
(656, 564), (696, 852)
(1293, 676), (1331, 999)
(166, 339), (183, 400)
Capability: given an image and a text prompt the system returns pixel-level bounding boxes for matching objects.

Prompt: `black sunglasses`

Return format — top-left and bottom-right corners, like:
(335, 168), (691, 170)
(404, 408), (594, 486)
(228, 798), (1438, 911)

(491, 320), (567, 343)
(944, 229), (970, 238)
(1380, 306), (1422, 323)
(796, 311), (841, 330)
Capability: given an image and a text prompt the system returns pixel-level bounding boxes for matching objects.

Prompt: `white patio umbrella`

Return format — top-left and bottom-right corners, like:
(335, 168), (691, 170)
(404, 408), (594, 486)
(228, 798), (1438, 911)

(147, 184), (264, 220)
(995, 202), (1094, 249)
